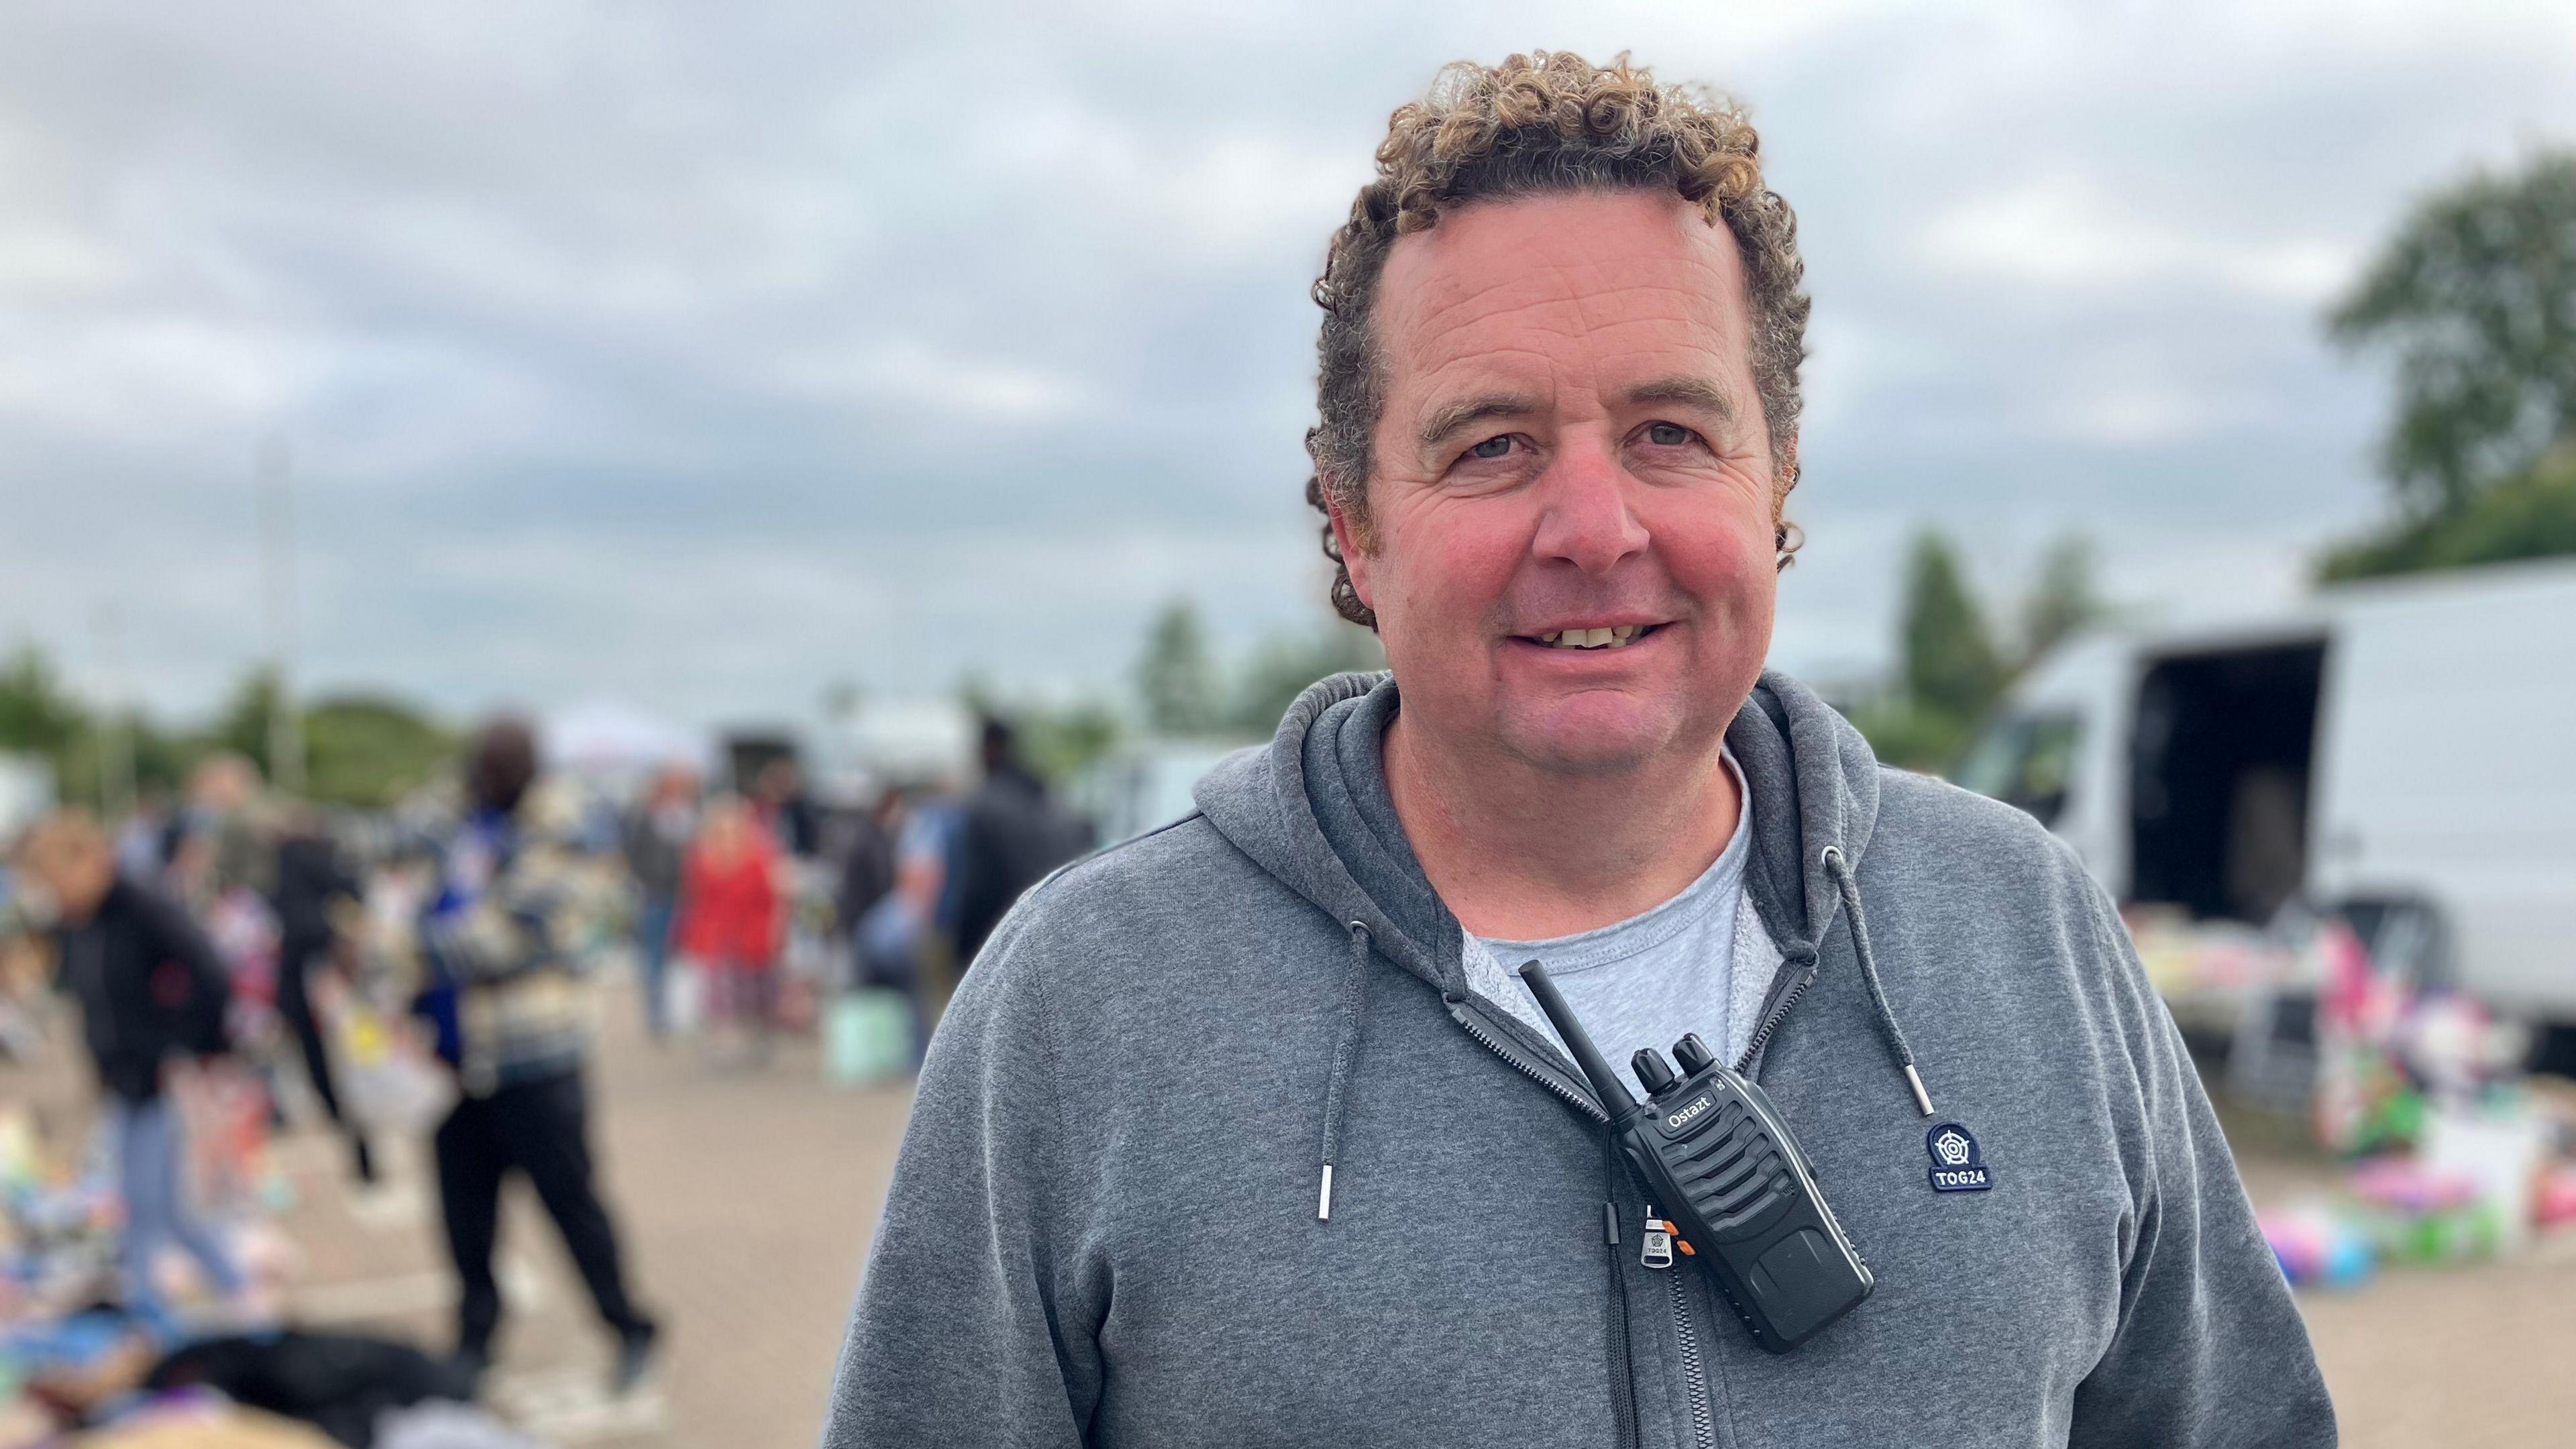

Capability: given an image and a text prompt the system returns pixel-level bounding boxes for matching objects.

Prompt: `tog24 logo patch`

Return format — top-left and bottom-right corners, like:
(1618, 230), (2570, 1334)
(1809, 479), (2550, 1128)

(1925, 1122), (1992, 1193)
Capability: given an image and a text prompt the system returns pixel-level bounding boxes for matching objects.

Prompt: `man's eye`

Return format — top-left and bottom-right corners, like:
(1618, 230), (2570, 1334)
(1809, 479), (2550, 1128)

(1468, 435), (1514, 460)
(1646, 421), (1694, 446)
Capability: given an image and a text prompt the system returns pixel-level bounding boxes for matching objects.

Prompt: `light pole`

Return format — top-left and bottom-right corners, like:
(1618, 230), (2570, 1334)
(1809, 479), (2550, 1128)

(257, 435), (305, 795)
(91, 603), (136, 816)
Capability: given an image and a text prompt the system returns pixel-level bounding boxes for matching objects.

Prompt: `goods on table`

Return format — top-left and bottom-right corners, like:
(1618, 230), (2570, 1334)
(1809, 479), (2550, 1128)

(2124, 906), (2305, 1038)
(0, 1103), (123, 1332)
(2147, 902), (2576, 1292)
(2348, 1156), (2506, 1265)
(2259, 1205), (2375, 1289)
(2534, 1163), (2576, 1229)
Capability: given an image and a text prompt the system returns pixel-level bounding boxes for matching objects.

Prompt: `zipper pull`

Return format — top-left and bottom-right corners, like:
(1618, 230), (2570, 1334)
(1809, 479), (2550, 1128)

(1640, 1208), (1675, 1270)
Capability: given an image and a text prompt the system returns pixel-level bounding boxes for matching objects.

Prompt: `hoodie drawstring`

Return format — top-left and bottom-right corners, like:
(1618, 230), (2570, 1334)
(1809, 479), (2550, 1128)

(1317, 920), (1375, 1222)
(1821, 845), (1935, 1118)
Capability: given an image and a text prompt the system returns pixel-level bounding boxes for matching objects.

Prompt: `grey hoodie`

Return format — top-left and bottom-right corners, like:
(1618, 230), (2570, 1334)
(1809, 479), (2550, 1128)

(822, 672), (2334, 1448)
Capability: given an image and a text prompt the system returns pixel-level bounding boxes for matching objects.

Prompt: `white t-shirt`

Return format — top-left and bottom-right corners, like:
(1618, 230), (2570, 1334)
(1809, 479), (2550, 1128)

(1459, 751), (1774, 1100)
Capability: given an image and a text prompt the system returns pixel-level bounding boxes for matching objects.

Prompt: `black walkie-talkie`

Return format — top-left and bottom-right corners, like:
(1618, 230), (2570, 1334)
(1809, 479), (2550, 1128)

(1519, 960), (1872, 1352)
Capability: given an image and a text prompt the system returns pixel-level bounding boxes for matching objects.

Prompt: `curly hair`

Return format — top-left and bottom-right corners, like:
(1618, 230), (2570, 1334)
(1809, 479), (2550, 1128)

(1304, 51), (1811, 628)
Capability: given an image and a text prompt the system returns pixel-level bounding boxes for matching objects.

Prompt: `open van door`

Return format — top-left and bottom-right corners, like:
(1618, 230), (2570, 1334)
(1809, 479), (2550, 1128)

(2127, 637), (2329, 926)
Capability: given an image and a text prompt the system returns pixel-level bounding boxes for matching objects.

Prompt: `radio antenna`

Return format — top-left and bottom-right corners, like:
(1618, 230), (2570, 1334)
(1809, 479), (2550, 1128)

(1518, 960), (1640, 1120)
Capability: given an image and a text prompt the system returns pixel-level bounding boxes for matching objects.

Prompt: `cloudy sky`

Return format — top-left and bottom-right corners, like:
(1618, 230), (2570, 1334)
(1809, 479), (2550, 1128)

(5, 0), (2573, 732)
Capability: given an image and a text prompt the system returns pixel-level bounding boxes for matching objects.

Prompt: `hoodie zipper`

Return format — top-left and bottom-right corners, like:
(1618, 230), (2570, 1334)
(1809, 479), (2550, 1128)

(1450, 998), (1728, 1449)
(1666, 1272), (1718, 1449)
(1448, 999), (1607, 1124)
(1731, 959), (1817, 1076)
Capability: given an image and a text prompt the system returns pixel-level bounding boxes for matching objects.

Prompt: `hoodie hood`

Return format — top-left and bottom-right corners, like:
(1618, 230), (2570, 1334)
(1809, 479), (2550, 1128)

(1194, 667), (1884, 1004)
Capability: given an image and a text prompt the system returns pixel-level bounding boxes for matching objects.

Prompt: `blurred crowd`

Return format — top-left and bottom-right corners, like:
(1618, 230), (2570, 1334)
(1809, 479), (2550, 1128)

(0, 710), (1093, 1446)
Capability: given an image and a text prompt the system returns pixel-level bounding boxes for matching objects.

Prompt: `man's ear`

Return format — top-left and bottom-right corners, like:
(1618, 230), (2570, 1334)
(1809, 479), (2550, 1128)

(1326, 489), (1377, 614)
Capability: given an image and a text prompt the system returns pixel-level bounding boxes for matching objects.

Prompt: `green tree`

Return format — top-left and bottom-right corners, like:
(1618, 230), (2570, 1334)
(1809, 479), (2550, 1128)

(209, 665), (287, 780)
(2326, 149), (2576, 576)
(50, 710), (192, 812)
(1133, 598), (1222, 737)
(956, 677), (1124, 787)
(2322, 443), (2576, 580)
(1899, 531), (2006, 724)
(302, 694), (455, 808)
(2017, 532), (2108, 669)
(1228, 621), (1385, 737)
(1849, 531), (2008, 773)
(1014, 700), (1123, 785)
(0, 645), (86, 762)
(1841, 694), (1977, 775)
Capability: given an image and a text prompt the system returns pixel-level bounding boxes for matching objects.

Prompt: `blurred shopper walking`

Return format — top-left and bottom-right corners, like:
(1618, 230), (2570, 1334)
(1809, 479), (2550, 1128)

(674, 795), (784, 1068)
(837, 792), (899, 982)
(620, 764), (698, 1042)
(413, 719), (658, 1394)
(949, 718), (1091, 969)
(268, 804), (375, 1187)
(753, 758), (822, 861)
(113, 786), (172, 883)
(164, 752), (268, 911)
(834, 790), (925, 1072)
(17, 810), (246, 1322)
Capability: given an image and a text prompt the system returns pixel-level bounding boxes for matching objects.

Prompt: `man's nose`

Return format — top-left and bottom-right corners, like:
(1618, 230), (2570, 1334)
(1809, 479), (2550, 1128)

(1529, 441), (1650, 575)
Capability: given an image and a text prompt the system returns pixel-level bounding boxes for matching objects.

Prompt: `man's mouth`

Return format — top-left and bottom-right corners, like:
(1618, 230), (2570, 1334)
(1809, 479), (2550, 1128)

(1523, 623), (1662, 651)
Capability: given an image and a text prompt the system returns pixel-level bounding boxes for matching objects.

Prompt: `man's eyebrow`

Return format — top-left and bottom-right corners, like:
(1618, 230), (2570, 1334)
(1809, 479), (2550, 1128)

(1622, 376), (1737, 421)
(1417, 392), (1541, 453)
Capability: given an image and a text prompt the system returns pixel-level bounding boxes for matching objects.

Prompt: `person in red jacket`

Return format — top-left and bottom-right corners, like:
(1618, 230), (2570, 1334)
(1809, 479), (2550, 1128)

(672, 796), (783, 1067)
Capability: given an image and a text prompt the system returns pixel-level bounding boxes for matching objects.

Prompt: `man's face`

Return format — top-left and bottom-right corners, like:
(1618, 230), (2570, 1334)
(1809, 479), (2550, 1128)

(1332, 190), (1781, 777)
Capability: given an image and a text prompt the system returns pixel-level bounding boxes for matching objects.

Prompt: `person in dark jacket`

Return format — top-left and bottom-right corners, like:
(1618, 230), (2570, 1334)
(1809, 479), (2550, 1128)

(753, 758), (822, 861)
(949, 718), (1091, 967)
(412, 719), (659, 1394)
(21, 810), (246, 1317)
(835, 792), (899, 974)
(269, 808), (374, 1185)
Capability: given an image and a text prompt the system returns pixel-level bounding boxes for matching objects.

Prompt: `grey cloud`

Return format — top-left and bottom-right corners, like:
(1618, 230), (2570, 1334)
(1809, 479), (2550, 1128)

(1, 0), (2571, 730)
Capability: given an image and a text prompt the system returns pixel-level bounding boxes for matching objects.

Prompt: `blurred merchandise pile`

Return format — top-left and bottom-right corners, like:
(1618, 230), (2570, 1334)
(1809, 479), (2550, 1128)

(0, 1081), (536, 1445)
(0, 877), (534, 1448)
(2135, 906), (2576, 1291)
(0, 1085), (278, 1444)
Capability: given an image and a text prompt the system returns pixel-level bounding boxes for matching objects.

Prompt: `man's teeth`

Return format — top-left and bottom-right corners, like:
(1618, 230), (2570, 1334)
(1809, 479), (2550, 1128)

(1536, 625), (1647, 649)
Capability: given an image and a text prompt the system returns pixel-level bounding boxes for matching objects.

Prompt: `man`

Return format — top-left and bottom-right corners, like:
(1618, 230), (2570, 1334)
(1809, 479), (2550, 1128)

(946, 717), (1090, 967)
(412, 719), (658, 1392)
(835, 788), (900, 972)
(753, 757), (822, 860)
(19, 811), (246, 1320)
(163, 752), (268, 911)
(620, 763), (698, 1040)
(269, 804), (374, 1185)
(825, 52), (2332, 1447)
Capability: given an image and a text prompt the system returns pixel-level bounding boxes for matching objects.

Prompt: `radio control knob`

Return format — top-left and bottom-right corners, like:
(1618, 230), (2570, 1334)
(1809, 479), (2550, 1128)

(1672, 1033), (1716, 1076)
(1632, 1048), (1678, 1095)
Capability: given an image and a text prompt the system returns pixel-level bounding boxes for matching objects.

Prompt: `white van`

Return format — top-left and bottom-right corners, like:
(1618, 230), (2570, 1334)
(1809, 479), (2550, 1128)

(1957, 557), (2576, 1029)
